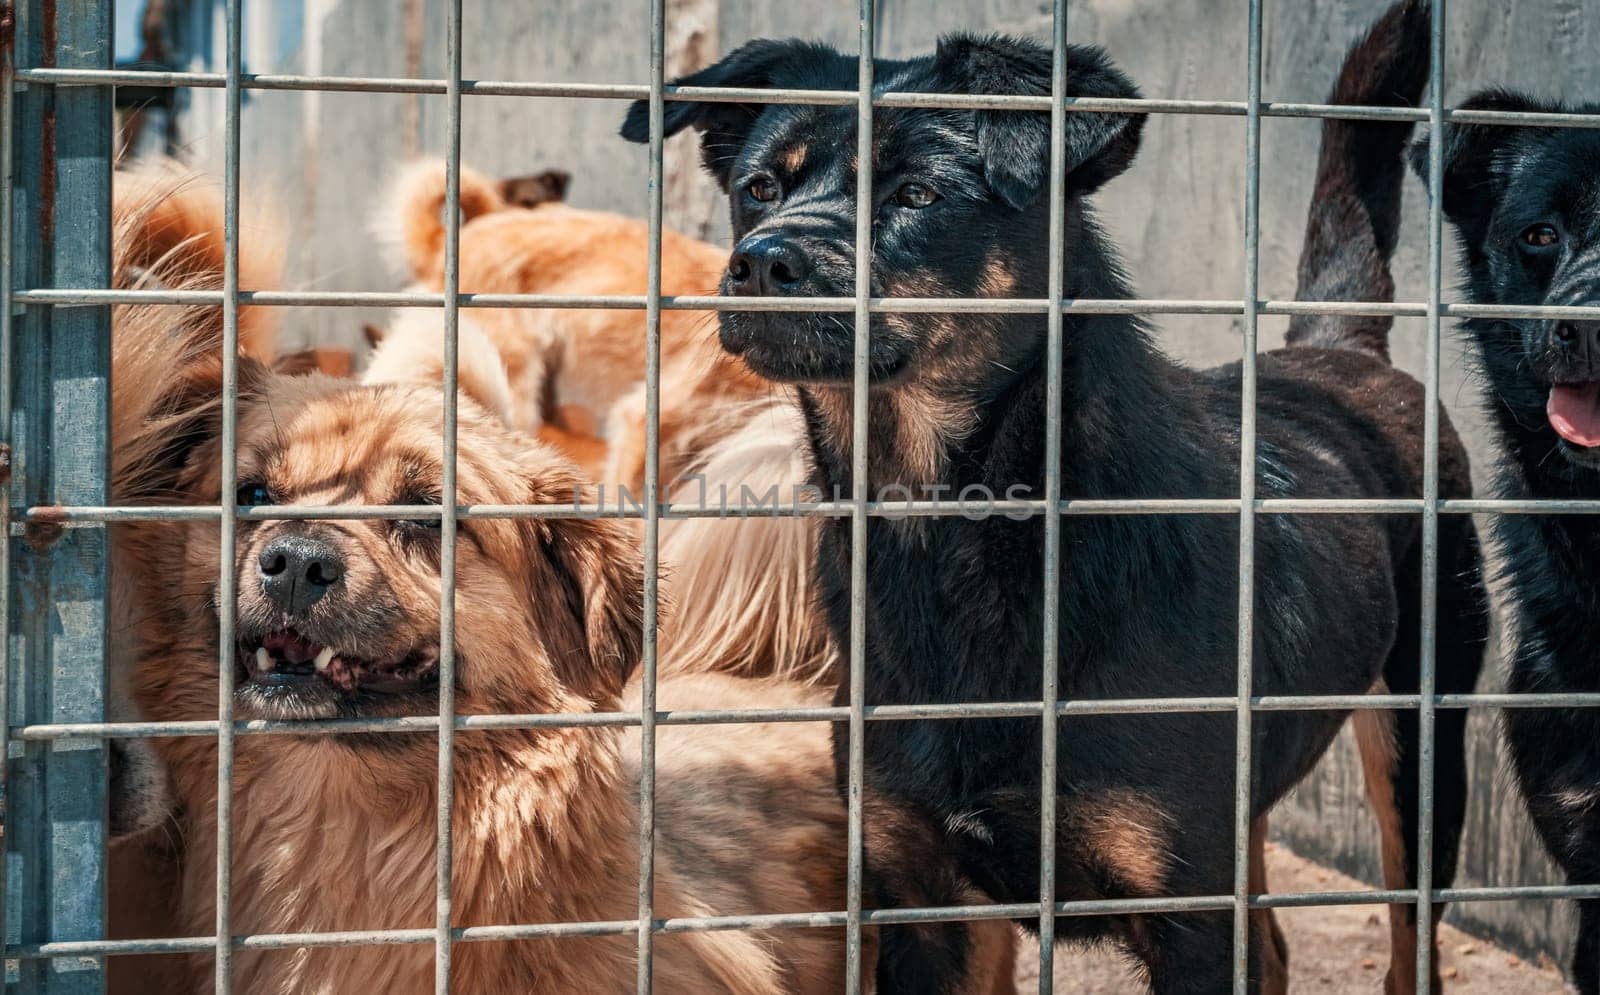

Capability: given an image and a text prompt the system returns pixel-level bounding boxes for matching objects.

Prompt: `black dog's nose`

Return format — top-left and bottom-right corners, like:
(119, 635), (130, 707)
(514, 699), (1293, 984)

(1553, 320), (1600, 370)
(727, 235), (810, 296)
(257, 535), (344, 614)
(1555, 320), (1600, 347)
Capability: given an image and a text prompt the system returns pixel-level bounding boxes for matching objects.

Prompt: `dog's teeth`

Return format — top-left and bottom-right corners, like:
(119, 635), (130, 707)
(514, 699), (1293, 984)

(255, 647), (271, 672)
(314, 647), (334, 672)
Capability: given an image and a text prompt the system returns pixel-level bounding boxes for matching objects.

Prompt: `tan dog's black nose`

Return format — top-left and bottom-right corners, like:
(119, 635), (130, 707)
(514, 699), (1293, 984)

(258, 535), (344, 614)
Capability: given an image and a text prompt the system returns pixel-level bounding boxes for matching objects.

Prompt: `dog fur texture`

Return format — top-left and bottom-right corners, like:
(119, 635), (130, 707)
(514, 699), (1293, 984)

(115, 327), (851, 993)
(111, 162), (283, 363)
(108, 161), (288, 841)
(105, 170), (1016, 992)
(369, 163), (834, 686)
(1412, 54), (1600, 995)
(623, 3), (1486, 991)
(366, 314), (833, 688)
(103, 161), (292, 993)
(369, 159), (768, 494)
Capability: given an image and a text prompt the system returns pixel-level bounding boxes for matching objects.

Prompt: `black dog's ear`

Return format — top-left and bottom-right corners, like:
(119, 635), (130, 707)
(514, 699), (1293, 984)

(935, 34), (1144, 209)
(1410, 88), (1559, 249)
(620, 39), (844, 191)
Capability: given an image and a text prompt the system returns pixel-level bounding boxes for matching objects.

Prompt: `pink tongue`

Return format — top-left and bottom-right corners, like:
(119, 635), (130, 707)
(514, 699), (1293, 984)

(263, 630), (319, 664)
(1549, 384), (1600, 447)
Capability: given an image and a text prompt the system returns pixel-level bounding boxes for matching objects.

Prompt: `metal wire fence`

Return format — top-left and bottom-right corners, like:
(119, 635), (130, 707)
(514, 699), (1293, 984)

(5, 0), (1600, 993)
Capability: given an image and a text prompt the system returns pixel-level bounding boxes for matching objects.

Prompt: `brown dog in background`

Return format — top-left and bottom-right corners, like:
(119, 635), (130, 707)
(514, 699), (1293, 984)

(369, 160), (838, 687)
(106, 169), (1017, 993)
(369, 159), (766, 493)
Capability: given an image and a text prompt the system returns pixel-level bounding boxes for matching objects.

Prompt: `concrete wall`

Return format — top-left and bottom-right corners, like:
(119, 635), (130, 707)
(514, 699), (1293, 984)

(170, 0), (1600, 970)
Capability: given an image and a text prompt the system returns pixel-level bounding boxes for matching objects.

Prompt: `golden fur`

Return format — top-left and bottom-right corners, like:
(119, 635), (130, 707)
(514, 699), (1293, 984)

(105, 160), (293, 995)
(366, 309), (831, 687)
(108, 160), (289, 845)
(116, 359), (859, 993)
(656, 399), (834, 684)
(105, 167), (1016, 994)
(368, 161), (832, 687)
(369, 158), (767, 493)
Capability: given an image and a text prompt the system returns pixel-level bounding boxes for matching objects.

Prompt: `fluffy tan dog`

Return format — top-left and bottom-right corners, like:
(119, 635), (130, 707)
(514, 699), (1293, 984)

(369, 159), (767, 493)
(105, 173), (1022, 993)
(114, 337), (854, 992)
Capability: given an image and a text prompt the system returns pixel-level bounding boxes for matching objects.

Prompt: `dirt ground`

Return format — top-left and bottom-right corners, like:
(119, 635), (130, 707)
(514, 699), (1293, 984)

(1015, 843), (1572, 993)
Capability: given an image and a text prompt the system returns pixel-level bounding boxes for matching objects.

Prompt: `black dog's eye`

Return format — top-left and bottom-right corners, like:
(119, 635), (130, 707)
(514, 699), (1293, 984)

(893, 182), (940, 209)
(1521, 224), (1561, 251)
(235, 484), (273, 507)
(745, 177), (781, 204)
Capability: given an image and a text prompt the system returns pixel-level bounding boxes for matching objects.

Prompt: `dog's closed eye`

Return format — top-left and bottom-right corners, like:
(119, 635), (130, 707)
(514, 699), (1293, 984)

(391, 492), (443, 536)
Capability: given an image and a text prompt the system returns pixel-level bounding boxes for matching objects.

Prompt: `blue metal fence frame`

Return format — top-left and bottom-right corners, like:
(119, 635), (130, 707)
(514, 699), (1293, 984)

(3, 2), (113, 993)
(2, 1), (1600, 993)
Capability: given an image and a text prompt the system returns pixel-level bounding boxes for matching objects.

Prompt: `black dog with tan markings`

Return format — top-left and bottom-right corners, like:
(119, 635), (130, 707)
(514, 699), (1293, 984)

(1414, 61), (1600, 995)
(625, 3), (1485, 991)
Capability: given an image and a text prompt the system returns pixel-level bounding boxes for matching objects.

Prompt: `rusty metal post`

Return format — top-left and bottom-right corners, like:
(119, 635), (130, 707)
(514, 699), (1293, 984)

(4, 1), (113, 992)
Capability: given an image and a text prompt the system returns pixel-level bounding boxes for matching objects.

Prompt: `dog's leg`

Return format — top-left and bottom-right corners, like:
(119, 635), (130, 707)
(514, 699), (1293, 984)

(1420, 514), (1488, 970)
(1249, 815), (1289, 995)
(1370, 518), (1485, 995)
(601, 382), (651, 494)
(863, 792), (973, 995)
(1144, 910), (1256, 995)
(1355, 701), (1449, 995)
(1576, 899), (1600, 995)
(958, 918), (1018, 995)
(602, 367), (712, 495)
(1354, 700), (1430, 995)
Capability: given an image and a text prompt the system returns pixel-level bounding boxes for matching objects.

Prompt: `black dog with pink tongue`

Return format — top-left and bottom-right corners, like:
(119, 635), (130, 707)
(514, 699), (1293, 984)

(1551, 381), (1600, 449)
(1416, 92), (1600, 992)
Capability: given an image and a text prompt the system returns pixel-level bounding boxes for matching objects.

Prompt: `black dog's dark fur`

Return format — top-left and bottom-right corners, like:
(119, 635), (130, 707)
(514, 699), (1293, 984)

(1413, 74), (1600, 994)
(626, 3), (1486, 990)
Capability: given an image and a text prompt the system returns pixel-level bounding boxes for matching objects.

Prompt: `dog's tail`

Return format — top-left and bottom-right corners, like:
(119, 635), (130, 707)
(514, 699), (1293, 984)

(658, 400), (835, 686)
(110, 162), (280, 506)
(113, 161), (282, 361)
(1286, 0), (1430, 362)
(376, 158), (508, 282)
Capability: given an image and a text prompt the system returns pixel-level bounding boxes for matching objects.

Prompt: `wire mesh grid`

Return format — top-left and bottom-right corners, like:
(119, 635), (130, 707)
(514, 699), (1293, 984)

(5, 0), (1600, 992)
